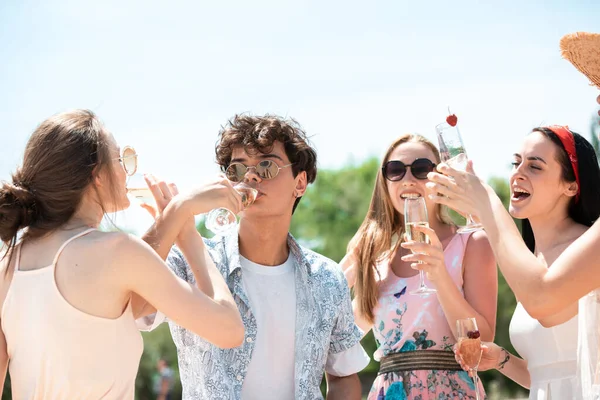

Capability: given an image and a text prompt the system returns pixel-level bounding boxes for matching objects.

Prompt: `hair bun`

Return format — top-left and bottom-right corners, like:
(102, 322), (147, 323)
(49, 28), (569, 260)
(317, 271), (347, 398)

(0, 180), (37, 242)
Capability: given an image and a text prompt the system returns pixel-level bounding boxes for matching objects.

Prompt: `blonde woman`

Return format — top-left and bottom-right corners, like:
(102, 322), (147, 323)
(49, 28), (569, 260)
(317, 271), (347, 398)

(342, 134), (497, 400)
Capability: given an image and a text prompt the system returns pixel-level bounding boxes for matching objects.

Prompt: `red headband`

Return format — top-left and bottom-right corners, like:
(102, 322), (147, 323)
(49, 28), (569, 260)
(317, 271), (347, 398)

(546, 125), (580, 202)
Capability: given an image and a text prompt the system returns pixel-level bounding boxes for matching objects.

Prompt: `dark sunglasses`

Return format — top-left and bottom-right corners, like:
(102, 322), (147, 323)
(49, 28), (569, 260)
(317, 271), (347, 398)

(225, 160), (293, 182)
(382, 158), (436, 181)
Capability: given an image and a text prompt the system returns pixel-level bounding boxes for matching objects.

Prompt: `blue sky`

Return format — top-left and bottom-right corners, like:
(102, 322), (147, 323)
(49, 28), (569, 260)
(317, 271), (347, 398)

(1, 0), (599, 232)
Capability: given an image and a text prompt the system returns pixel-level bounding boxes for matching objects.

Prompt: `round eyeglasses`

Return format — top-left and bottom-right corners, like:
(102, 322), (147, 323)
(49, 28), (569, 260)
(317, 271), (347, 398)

(225, 160), (293, 182)
(117, 146), (138, 176)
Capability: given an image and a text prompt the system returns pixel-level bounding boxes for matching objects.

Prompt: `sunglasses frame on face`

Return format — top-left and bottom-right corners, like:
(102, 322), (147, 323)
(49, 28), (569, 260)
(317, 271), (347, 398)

(225, 160), (294, 183)
(115, 146), (138, 176)
(382, 158), (436, 182)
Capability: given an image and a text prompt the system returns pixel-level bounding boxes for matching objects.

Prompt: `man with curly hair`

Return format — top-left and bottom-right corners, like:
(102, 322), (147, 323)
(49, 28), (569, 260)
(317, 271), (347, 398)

(140, 114), (369, 400)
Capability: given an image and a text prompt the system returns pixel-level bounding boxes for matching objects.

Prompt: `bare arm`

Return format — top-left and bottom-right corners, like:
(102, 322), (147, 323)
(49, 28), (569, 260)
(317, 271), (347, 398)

(481, 188), (600, 319)
(458, 342), (530, 389)
(136, 177), (242, 318)
(0, 257), (13, 393)
(428, 164), (600, 319)
(142, 176), (242, 260)
(478, 190), (600, 319)
(339, 253), (357, 288)
(351, 297), (374, 337)
(175, 226), (218, 299)
(341, 252), (375, 336)
(325, 373), (361, 400)
(402, 227), (497, 341)
(495, 350), (531, 389)
(142, 195), (197, 262)
(115, 233), (244, 348)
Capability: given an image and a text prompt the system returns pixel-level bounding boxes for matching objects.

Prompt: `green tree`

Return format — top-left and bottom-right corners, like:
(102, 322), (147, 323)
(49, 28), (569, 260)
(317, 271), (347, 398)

(291, 157), (379, 261)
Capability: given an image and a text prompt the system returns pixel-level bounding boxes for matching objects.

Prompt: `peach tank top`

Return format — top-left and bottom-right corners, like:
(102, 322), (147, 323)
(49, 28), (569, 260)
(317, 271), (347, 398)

(1, 228), (143, 399)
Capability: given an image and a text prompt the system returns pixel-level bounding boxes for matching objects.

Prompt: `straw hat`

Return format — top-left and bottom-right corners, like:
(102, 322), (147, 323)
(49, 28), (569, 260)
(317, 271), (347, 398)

(560, 32), (600, 89)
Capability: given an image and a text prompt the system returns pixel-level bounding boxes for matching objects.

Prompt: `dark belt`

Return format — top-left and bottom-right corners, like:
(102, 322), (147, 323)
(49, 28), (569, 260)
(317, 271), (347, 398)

(379, 350), (463, 374)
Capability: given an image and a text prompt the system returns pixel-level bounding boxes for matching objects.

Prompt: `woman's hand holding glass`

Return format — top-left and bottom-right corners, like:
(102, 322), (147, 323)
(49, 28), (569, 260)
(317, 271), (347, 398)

(454, 341), (501, 377)
(400, 224), (451, 283)
(178, 178), (244, 218)
(425, 161), (494, 223)
(204, 181), (257, 234)
(140, 175), (243, 222)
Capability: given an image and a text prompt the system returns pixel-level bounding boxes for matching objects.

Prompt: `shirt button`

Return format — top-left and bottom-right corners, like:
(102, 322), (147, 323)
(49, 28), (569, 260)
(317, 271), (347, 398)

(237, 270), (241, 277)
(237, 375), (243, 381)
(246, 337), (253, 343)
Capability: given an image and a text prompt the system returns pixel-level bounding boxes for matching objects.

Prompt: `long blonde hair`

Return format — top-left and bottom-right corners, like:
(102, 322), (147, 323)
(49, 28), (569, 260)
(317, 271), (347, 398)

(348, 134), (453, 324)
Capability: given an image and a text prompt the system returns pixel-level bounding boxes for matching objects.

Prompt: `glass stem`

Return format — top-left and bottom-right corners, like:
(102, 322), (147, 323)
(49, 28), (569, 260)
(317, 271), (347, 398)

(471, 368), (480, 400)
(418, 265), (426, 288)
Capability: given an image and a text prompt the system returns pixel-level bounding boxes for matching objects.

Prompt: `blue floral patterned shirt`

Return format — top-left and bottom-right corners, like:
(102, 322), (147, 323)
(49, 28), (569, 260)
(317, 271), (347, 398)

(141, 230), (364, 399)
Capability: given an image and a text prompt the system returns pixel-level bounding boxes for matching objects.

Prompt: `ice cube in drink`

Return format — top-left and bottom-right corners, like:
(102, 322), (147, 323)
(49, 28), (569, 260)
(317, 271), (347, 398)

(445, 153), (468, 171)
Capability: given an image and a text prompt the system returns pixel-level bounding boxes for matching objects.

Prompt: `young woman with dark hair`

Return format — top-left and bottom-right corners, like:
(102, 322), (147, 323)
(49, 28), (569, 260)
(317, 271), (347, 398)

(449, 126), (600, 399)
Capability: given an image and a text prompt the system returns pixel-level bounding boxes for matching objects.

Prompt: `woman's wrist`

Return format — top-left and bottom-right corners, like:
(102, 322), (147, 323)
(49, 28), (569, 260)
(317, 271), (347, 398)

(497, 347), (510, 370)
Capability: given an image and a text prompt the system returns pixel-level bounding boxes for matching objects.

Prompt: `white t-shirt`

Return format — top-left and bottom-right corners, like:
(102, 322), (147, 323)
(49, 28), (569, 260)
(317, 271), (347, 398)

(240, 255), (369, 400)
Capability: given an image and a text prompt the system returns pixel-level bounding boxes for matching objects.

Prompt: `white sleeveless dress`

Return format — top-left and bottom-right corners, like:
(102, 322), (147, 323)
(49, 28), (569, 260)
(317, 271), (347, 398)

(578, 289), (600, 400)
(509, 302), (581, 399)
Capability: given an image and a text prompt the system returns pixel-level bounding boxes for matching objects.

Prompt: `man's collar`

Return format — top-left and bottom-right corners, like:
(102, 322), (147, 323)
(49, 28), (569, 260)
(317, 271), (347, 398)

(222, 230), (312, 277)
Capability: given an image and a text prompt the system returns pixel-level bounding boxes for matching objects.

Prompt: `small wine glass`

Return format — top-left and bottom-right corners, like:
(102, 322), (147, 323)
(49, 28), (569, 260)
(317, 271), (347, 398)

(456, 317), (483, 400)
(126, 173), (154, 205)
(404, 196), (436, 296)
(435, 121), (483, 233)
(205, 182), (258, 234)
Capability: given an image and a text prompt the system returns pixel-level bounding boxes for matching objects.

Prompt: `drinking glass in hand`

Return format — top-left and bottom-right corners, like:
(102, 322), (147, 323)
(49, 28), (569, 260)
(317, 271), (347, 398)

(126, 173), (154, 205)
(456, 317), (483, 400)
(435, 121), (483, 232)
(404, 196), (436, 296)
(205, 182), (258, 234)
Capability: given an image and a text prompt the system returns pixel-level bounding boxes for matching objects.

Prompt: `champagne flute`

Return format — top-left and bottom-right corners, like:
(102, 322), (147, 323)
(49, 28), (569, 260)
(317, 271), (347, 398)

(456, 317), (482, 400)
(435, 121), (483, 232)
(404, 196), (436, 295)
(205, 182), (258, 234)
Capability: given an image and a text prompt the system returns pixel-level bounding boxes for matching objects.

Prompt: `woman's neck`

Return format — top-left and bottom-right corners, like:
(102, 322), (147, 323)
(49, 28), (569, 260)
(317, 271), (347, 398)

(64, 197), (104, 230)
(528, 213), (576, 255)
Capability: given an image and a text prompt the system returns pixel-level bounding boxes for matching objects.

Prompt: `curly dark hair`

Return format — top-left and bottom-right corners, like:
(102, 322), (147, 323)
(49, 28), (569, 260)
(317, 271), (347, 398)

(215, 114), (317, 213)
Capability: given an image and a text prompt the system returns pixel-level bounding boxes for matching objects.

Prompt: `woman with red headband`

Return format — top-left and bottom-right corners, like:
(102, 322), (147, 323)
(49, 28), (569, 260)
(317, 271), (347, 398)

(448, 126), (600, 399)
(425, 122), (600, 399)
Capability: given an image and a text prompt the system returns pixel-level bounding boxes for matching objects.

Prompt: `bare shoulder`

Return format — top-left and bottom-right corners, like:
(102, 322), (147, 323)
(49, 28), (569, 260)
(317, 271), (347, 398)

(463, 230), (495, 273)
(95, 231), (157, 263)
(465, 230), (492, 255)
(70, 230), (157, 273)
(82, 230), (148, 252)
(0, 249), (17, 314)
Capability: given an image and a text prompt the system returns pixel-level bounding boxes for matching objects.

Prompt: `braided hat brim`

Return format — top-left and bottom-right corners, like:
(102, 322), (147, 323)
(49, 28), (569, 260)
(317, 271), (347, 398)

(560, 32), (600, 89)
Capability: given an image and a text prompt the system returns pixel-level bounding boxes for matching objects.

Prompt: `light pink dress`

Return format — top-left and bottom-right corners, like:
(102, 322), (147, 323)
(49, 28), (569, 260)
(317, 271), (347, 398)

(368, 232), (486, 400)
